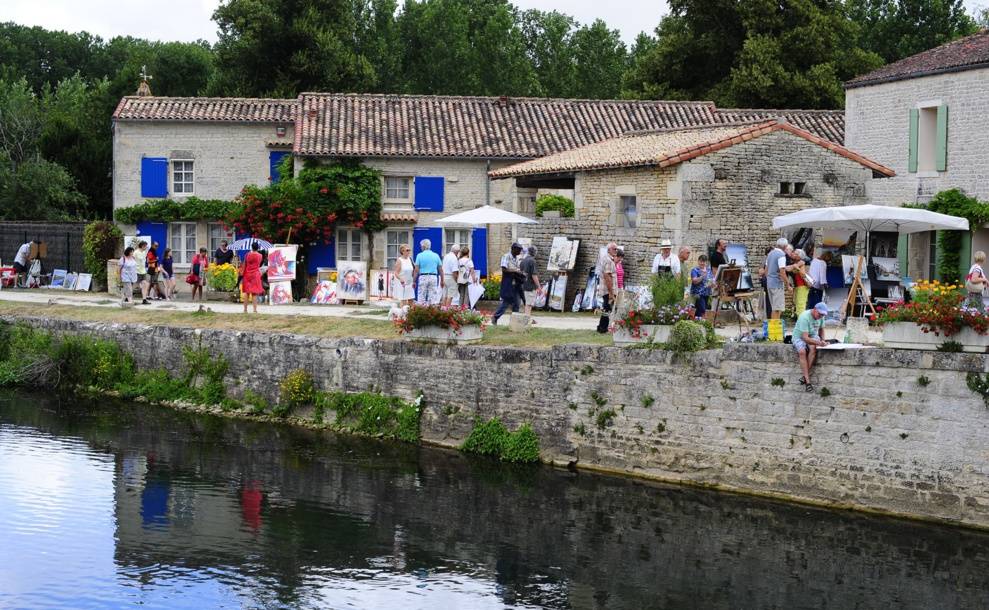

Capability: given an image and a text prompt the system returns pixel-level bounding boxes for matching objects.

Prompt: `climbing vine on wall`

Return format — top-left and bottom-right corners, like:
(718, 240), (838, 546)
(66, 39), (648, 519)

(921, 189), (989, 283)
(115, 197), (239, 224)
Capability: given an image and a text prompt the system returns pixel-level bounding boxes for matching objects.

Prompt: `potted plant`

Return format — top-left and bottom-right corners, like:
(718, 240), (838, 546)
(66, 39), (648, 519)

(612, 273), (690, 345)
(206, 263), (239, 292)
(395, 304), (487, 344)
(878, 279), (989, 352)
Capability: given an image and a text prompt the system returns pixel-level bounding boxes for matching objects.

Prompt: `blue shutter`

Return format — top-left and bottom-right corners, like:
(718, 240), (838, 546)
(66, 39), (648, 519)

(413, 176), (444, 211)
(269, 151), (290, 184)
(136, 221), (167, 252)
(306, 241), (336, 275)
(140, 157), (168, 198)
(471, 227), (488, 278)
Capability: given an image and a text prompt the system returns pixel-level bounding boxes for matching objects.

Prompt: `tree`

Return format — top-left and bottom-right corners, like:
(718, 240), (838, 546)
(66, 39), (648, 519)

(848, 0), (977, 64)
(0, 78), (42, 167)
(521, 10), (577, 97)
(210, 0), (375, 97)
(354, 0), (404, 92)
(0, 156), (87, 220)
(571, 19), (627, 99)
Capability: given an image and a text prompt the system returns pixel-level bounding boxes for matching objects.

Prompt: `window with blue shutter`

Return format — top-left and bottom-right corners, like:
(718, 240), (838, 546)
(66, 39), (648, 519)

(471, 227), (488, 278)
(269, 151), (291, 183)
(413, 177), (444, 211)
(141, 157), (169, 198)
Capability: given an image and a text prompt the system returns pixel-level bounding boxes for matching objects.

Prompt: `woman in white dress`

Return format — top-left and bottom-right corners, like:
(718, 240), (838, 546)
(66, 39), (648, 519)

(393, 244), (415, 306)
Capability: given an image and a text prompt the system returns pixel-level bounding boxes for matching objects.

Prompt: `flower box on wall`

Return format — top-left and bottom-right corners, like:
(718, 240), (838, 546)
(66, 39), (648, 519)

(881, 322), (989, 353)
(406, 325), (483, 345)
(613, 324), (673, 345)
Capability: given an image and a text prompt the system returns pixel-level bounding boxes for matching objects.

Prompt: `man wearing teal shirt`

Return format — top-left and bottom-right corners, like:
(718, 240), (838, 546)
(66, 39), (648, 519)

(413, 239), (443, 305)
(794, 302), (828, 391)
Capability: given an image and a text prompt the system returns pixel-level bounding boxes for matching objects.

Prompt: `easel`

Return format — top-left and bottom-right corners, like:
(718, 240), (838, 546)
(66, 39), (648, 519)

(711, 265), (755, 334)
(840, 254), (876, 320)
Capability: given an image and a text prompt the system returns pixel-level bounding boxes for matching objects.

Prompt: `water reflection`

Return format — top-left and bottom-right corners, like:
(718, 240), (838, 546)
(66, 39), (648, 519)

(1, 390), (988, 610)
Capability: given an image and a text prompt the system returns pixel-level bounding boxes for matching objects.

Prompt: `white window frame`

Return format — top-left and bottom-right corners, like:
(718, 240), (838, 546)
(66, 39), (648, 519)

(208, 223), (234, 255)
(169, 222), (197, 266)
(386, 229), (412, 270)
(336, 227), (365, 262)
(444, 228), (472, 256)
(619, 195), (637, 228)
(382, 176), (413, 205)
(171, 159), (195, 196)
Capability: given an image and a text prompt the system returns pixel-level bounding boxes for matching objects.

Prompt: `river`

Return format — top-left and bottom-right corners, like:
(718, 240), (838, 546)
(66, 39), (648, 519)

(0, 390), (987, 609)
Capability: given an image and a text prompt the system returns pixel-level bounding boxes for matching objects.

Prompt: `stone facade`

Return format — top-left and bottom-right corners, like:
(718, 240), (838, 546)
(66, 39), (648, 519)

(520, 130), (875, 292)
(17, 315), (989, 529)
(845, 68), (989, 278)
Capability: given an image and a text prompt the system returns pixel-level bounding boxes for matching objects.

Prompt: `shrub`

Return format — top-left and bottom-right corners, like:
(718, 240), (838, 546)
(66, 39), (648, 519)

(534, 194), (575, 217)
(667, 320), (707, 353)
(182, 345), (229, 405)
(279, 369), (315, 410)
(206, 263), (238, 292)
(462, 417), (510, 457)
(315, 390), (422, 441)
(501, 424), (540, 463)
(482, 275), (501, 300)
(82, 221), (123, 287)
(650, 272), (686, 308)
(242, 389), (270, 414)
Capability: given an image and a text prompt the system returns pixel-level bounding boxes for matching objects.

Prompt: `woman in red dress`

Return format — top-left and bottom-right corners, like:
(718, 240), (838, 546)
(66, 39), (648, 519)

(242, 242), (264, 313)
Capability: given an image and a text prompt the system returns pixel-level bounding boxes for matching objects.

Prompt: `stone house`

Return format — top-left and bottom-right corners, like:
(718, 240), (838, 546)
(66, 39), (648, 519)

(844, 30), (989, 279)
(492, 120), (893, 291)
(112, 92), (846, 280)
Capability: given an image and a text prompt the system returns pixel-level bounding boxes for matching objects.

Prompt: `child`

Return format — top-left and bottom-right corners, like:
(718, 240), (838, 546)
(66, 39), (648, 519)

(690, 254), (714, 319)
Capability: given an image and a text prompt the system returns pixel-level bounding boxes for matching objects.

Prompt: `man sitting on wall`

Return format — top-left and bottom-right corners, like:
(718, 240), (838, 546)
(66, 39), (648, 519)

(794, 302), (829, 392)
(441, 243), (461, 306)
(413, 238), (443, 305)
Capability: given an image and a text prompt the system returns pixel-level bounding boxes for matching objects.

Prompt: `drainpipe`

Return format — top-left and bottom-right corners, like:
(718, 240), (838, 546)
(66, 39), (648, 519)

(485, 160), (492, 277)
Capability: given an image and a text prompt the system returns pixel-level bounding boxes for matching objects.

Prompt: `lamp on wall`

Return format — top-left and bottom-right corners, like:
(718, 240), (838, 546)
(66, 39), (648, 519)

(275, 126), (287, 138)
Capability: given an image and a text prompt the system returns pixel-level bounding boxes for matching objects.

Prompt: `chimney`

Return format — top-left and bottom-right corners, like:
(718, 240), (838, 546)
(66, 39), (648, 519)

(498, 96), (510, 108)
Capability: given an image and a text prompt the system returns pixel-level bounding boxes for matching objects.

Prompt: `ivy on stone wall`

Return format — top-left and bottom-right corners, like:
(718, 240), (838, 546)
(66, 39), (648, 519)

(115, 197), (239, 224)
(917, 189), (989, 283)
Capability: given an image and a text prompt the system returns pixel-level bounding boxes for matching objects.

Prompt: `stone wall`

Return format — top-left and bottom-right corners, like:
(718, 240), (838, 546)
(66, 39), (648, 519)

(519, 130), (876, 299)
(14, 315), (989, 529)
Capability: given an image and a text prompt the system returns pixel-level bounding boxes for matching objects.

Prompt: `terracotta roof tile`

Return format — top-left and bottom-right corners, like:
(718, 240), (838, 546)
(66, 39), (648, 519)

(846, 29), (989, 88)
(489, 120), (894, 179)
(715, 108), (844, 144)
(113, 96), (296, 123)
(381, 211), (418, 222)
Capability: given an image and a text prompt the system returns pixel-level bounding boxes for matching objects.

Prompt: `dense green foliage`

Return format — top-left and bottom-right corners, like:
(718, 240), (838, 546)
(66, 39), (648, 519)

(667, 320), (708, 354)
(650, 272), (687, 308)
(0, 2), (983, 220)
(462, 417), (541, 463)
(115, 198), (241, 224)
(316, 390), (422, 443)
(921, 189), (989, 283)
(534, 194), (574, 218)
(82, 221), (122, 285)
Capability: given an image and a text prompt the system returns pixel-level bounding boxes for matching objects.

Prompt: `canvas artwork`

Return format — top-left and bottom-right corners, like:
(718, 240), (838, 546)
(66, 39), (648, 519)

(310, 281), (339, 305)
(571, 290), (583, 312)
(269, 281), (293, 305)
(580, 272), (598, 310)
(725, 243), (748, 269)
(337, 260), (367, 301)
(842, 255), (867, 285)
(872, 257), (901, 282)
(76, 273), (92, 291)
(369, 270), (390, 299)
(50, 269), (67, 288)
(549, 275), (567, 311)
(64, 272), (78, 290)
(547, 236), (579, 271)
(267, 245), (298, 282)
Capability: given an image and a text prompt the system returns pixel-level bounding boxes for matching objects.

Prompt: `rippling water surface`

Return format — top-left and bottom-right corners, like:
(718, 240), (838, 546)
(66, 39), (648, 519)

(1, 390), (988, 610)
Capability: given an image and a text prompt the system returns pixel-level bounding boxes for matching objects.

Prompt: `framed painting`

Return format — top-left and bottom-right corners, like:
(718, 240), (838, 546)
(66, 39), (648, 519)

(310, 280), (339, 305)
(369, 269), (390, 299)
(267, 245), (298, 282)
(50, 269), (67, 288)
(547, 236), (579, 271)
(269, 281), (293, 305)
(76, 273), (93, 291)
(64, 272), (78, 291)
(337, 260), (367, 301)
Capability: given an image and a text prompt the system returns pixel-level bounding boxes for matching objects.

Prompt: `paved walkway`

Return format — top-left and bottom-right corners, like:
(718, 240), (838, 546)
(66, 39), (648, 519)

(0, 288), (601, 331)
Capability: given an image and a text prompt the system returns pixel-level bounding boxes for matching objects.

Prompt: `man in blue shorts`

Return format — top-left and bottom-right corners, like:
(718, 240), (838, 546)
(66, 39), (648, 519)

(794, 302), (828, 391)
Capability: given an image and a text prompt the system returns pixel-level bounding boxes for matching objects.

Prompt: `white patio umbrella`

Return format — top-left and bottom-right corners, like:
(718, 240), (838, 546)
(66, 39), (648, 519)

(772, 204), (968, 234)
(435, 205), (537, 226)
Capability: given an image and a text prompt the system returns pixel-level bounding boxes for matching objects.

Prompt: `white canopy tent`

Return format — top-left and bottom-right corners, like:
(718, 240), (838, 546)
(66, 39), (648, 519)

(771, 204), (968, 234)
(435, 205), (537, 226)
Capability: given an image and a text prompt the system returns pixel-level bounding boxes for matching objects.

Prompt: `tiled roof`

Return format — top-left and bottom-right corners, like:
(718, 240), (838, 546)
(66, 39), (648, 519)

(112, 96), (296, 123)
(295, 93), (723, 158)
(846, 29), (989, 88)
(715, 109), (843, 145)
(381, 211), (418, 222)
(489, 120), (895, 179)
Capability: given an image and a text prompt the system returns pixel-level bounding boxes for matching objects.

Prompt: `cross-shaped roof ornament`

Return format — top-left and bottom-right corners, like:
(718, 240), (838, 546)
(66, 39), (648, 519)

(139, 65), (153, 82)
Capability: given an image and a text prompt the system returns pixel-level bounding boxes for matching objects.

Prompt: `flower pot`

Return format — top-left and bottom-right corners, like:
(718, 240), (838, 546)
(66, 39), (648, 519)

(881, 322), (989, 352)
(613, 324), (673, 345)
(406, 324), (483, 345)
(541, 210), (561, 219)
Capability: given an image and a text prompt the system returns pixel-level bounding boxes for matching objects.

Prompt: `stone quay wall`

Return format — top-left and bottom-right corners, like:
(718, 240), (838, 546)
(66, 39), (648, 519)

(12, 315), (989, 529)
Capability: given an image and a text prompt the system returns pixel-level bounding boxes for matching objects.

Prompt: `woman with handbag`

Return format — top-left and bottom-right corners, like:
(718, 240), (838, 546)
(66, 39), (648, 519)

(966, 251), (987, 309)
(187, 247), (209, 302)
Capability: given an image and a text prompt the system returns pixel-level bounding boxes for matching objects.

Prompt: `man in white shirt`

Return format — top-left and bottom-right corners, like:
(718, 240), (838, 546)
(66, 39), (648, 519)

(651, 239), (681, 277)
(12, 241), (34, 286)
(441, 244), (461, 306)
(807, 250), (831, 310)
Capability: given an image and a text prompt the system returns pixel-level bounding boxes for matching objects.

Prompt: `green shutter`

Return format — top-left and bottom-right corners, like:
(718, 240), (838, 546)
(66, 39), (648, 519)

(936, 104), (948, 172)
(908, 108), (919, 173)
(897, 234), (909, 279)
(959, 231), (972, 281)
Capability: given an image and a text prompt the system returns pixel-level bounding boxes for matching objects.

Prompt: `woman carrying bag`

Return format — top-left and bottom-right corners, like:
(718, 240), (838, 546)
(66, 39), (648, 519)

(966, 251), (988, 309)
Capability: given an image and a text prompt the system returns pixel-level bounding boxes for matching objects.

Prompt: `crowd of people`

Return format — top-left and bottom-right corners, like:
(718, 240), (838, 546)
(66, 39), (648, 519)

(398, 239), (481, 310)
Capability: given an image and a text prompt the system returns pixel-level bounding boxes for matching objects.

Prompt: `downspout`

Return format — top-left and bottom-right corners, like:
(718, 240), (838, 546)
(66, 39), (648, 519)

(485, 160), (492, 277)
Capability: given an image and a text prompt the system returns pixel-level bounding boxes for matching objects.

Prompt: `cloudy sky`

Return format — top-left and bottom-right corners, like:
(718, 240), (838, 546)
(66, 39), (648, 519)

(4, 0), (986, 47)
(6, 0), (667, 45)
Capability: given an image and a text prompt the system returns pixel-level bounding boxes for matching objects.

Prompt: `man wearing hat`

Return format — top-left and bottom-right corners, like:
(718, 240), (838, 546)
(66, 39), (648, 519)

(794, 302), (829, 391)
(651, 239), (680, 277)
